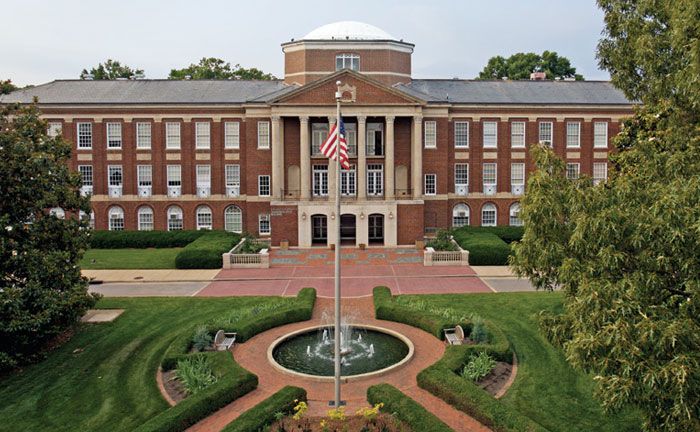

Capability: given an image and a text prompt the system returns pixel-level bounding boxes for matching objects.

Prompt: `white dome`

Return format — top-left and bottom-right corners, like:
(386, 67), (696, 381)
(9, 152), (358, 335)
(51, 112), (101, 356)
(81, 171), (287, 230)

(303, 21), (396, 41)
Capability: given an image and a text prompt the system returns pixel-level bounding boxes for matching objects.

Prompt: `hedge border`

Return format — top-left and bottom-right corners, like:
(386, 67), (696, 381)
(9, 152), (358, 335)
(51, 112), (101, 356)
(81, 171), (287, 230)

(367, 384), (453, 432)
(174, 230), (241, 269)
(88, 230), (206, 249)
(222, 386), (307, 432)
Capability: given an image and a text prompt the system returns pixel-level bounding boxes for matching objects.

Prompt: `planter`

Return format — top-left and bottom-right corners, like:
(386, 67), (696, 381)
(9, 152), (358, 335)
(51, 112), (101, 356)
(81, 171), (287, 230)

(280, 240), (289, 250)
(359, 243), (366, 250)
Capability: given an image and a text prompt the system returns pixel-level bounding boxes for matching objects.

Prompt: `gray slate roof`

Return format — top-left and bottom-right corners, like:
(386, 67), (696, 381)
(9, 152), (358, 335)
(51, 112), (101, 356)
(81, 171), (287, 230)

(396, 79), (633, 105)
(0, 79), (296, 104)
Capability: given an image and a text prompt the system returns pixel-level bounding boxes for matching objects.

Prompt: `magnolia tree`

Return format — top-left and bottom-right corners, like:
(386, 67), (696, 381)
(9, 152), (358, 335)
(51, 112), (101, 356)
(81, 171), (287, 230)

(0, 103), (98, 371)
(511, 1), (700, 430)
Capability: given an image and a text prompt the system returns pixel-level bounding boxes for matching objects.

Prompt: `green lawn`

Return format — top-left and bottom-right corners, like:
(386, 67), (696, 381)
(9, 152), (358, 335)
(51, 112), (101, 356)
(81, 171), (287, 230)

(81, 248), (181, 269)
(402, 292), (641, 432)
(0, 296), (293, 432)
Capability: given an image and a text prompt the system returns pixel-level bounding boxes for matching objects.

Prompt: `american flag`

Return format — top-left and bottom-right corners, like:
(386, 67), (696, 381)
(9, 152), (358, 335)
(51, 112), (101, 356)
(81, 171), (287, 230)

(320, 118), (351, 169)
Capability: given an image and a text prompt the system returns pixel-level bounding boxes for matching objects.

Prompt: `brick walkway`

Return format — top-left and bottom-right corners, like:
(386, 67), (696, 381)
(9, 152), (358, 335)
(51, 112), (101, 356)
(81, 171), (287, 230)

(187, 297), (492, 432)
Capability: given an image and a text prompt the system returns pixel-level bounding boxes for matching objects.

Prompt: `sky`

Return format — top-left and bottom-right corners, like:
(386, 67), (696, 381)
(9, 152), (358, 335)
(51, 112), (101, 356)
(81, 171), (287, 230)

(0, 0), (609, 87)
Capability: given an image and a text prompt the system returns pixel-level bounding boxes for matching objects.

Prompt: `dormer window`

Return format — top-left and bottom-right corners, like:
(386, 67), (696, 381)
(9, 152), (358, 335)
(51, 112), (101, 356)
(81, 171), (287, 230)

(336, 53), (359, 71)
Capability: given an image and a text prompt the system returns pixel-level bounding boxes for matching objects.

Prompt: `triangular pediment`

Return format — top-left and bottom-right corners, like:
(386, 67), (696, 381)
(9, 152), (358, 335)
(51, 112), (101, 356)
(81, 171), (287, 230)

(272, 70), (424, 105)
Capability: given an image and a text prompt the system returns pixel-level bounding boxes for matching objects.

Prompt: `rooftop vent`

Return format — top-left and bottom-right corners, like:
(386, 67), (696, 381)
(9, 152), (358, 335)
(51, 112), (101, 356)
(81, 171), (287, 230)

(530, 71), (547, 80)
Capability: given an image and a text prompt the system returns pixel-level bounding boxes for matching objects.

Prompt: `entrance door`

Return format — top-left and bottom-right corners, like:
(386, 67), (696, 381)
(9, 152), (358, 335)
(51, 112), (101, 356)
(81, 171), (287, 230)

(340, 214), (356, 243)
(311, 214), (327, 245)
(368, 214), (384, 244)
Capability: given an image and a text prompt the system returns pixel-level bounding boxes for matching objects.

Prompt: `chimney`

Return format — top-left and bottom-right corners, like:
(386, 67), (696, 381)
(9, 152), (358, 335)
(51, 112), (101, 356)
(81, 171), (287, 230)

(530, 71), (547, 80)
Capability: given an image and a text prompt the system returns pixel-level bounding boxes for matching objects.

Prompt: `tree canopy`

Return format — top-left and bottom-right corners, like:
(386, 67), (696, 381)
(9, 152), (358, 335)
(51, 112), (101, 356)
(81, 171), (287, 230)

(477, 51), (583, 80)
(80, 59), (144, 80)
(1, 79), (17, 95)
(511, 1), (700, 431)
(168, 57), (275, 80)
(0, 103), (98, 371)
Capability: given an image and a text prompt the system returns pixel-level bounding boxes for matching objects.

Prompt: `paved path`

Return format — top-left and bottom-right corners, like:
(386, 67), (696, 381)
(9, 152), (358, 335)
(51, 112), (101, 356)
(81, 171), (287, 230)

(83, 269), (219, 283)
(187, 297), (491, 432)
(89, 282), (207, 297)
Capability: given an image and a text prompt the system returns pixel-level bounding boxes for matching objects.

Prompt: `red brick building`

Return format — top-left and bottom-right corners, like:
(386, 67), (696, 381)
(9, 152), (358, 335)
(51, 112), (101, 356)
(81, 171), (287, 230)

(1, 21), (634, 247)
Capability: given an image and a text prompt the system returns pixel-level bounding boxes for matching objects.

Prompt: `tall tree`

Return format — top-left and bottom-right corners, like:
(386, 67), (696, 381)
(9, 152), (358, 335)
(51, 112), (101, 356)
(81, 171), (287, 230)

(511, 1), (700, 431)
(169, 57), (275, 80)
(477, 51), (583, 80)
(0, 103), (99, 371)
(80, 59), (144, 80)
(1, 79), (17, 95)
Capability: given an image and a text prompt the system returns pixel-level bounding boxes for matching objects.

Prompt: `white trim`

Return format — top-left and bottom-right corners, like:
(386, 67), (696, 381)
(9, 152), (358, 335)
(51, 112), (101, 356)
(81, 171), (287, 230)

(281, 40), (414, 53)
(284, 71), (413, 78)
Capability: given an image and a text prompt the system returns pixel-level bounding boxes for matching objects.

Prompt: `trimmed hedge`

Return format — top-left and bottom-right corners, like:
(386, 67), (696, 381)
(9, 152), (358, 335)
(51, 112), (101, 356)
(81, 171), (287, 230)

(452, 231), (511, 265)
(174, 231), (241, 269)
(373, 287), (452, 338)
(367, 384), (453, 432)
(89, 230), (205, 249)
(135, 352), (257, 432)
(222, 386), (307, 432)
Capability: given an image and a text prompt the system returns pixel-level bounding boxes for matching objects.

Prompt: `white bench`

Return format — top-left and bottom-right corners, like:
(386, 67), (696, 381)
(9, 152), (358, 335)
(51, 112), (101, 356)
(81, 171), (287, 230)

(214, 330), (237, 351)
(443, 325), (466, 345)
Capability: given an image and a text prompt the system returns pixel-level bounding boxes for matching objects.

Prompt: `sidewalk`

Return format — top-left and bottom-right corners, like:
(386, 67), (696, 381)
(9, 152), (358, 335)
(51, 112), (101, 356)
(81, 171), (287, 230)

(470, 266), (517, 277)
(82, 269), (219, 283)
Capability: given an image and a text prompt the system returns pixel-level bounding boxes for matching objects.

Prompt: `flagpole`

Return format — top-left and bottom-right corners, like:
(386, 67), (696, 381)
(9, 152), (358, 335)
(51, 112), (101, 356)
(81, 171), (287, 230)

(333, 80), (342, 408)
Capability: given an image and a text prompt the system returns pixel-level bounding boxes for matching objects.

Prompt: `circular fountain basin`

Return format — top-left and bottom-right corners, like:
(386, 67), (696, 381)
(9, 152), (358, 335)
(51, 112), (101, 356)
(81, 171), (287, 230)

(268, 325), (414, 381)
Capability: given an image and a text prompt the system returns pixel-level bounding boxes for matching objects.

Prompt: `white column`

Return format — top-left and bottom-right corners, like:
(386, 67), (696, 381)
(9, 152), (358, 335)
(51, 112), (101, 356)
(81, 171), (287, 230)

(328, 116), (337, 198)
(300, 116), (310, 200)
(412, 115), (423, 199)
(357, 116), (367, 200)
(271, 116), (283, 199)
(385, 116), (395, 199)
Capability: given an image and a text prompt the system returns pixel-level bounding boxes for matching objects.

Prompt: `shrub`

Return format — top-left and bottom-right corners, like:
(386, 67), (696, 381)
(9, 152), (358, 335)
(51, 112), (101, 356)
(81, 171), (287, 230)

(191, 326), (212, 352)
(470, 315), (490, 344)
(426, 229), (459, 251)
(89, 230), (205, 249)
(373, 287), (454, 338)
(175, 355), (218, 395)
(461, 352), (497, 381)
(452, 230), (511, 265)
(366, 384), (452, 432)
(238, 238), (265, 254)
(174, 231), (240, 269)
(222, 386), (307, 432)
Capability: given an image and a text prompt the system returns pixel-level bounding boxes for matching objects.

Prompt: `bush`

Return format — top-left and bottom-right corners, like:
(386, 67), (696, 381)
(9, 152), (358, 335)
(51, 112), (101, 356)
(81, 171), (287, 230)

(462, 352), (497, 381)
(452, 230), (511, 265)
(174, 231), (241, 269)
(373, 287), (453, 339)
(426, 229), (459, 251)
(89, 230), (205, 249)
(191, 326), (212, 352)
(470, 315), (490, 344)
(367, 384), (453, 432)
(175, 355), (218, 395)
(222, 386), (307, 432)
(238, 238), (265, 254)
(453, 226), (524, 244)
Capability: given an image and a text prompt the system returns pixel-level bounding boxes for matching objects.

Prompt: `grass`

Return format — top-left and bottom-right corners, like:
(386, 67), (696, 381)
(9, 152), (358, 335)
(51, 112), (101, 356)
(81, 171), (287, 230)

(392, 292), (641, 432)
(81, 248), (181, 269)
(0, 296), (300, 432)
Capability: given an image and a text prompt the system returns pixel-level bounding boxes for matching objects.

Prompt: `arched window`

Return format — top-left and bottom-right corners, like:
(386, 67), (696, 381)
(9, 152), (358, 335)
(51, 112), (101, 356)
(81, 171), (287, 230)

(167, 206), (183, 231)
(509, 203), (523, 226)
(49, 207), (65, 219)
(452, 204), (470, 227)
(108, 206), (124, 231)
(481, 203), (497, 227)
(196, 205), (213, 230)
(224, 206), (242, 233)
(137, 206), (154, 231)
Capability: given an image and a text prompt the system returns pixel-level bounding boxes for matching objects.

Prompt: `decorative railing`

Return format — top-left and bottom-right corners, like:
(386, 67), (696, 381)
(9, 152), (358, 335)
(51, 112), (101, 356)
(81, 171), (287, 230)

(222, 237), (270, 269)
(423, 238), (470, 266)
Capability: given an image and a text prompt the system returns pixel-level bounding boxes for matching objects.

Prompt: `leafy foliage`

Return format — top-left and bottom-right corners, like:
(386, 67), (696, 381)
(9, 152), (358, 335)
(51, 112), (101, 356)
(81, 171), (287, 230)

(80, 59), (144, 80)
(477, 51), (583, 80)
(426, 229), (458, 251)
(470, 315), (490, 344)
(462, 352), (497, 381)
(221, 386), (306, 432)
(366, 384), (453, 432)
(169, 57), (275, 80)
(89, 230), (205, 249)
(0, 103), (98, 371)
(175, 355), (217, 395)
(191, 326), (212, 352)
(452, 230), (512, 265)
(174, 230), (240, 269)
(1, 79), (17, 95)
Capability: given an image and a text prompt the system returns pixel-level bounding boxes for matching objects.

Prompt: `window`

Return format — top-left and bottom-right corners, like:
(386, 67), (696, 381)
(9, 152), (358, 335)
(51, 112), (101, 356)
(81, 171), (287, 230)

(594, 122), (608, 148)
(137, 165), (152, 187)
(345, 123), (357, 156)
(482, 121), (498, 148)
(452, 204), (470, 227)
(454, 121), (469, 148)
(257, 121), (270, 149)
(593, 162), (608, 185)
(166, 122), (181, 149)
(106, 122), (122, 149)
(195, 122), (210, 149)
(78, 165), (93, 187)
(79, 210), (94, 229)
(108, 165), (123, 187)
(136, 122), (151, 149)
(47, 122), (62, 137)
(511, 163), (525, 194)
(367, 164), (383, 196)
(196, 206), (213, 230)
(424, 174), (436, 195)
(137, 206), (154, 231)
(511, 121), (525, 148)
(566, 122), (581, 148)
(539, 121), (553, 146)
(566, 162), (580, 180)
(481, 203), (497, 227)
(167, 206), (183, 231)
(258, 213), (271, 235)
(196, 165), (211, 188)
(509, 203), (523, 226)
(483, 163), (497, 186)
(224, 122), (240, 149)
(224, 206), (243, 233)
(341, 165), (356, 196)
(108, 206), (124, 231)
(167, 165), (181, 187)
(225, 164), (241, 192)
(424, 121), (437, 148)
(336, 53), (359, 71)
(258, 175), (270, 196)
(49, 207), (65, 219)
(313, 165), (329, 196)
(455, 164), (469, 194)
(77, 122), (92, 149)
(311, 123), (329, 156)
(366, 123), (384, 156)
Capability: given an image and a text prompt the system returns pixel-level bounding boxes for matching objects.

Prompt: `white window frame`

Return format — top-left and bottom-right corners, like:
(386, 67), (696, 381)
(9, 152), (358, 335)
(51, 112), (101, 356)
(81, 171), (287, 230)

(335, 53), (360, 71)
(424, 120), (437, 149)
(345, 123), (357, 156)
(366, 123), (384, 156)
(136, 122), (151, 149)
(424, 173), (437, 195)
(258, 213), (271, 235)
(225, 164), (241, 188)
(108, 165), (123, 187)
(341, 165), (356, 196)
(313, 165), (329, 197)
(511, 163), (525, 186)
(106, 122), (122, 149)
(196, 206), (213, 230)
(367, 164), (384, 196)
(195, 122), (211, 149)
(137, 206), (154, 231)
(566, 122), (581, 148)
(196, 164), (211, 188)
(167, 206), (183, 231)
(108, 206), (125, 231)
(47, 122), (62, 138)
(167, 165), (181, 187)
(482, 121), (498, 148)
(483, 163), (497, 186)
(539, 121), (553, 147)
(593, 162), (608, 185)
(452, 203), (470, 227)
(137, 165), (152, 187)
(566, 162), (581, 180)
(509, 203), (523, 226)
(311, 123), (329, 156)
(224, 206), (243, 233)
(594, 122), (608, 148)
(258, 175), (271, 197)
(257, 121), (270, 149)
(224, 122), (240, 149)
(78, 165), (93, 187)
(510, 121), (526, 148)
(77, 122), (92, 149)
(481, 203), (497, 227)
(454, 121), (469, 148)
(455, 163), (469, 194)
(165, 122), (181, 149)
